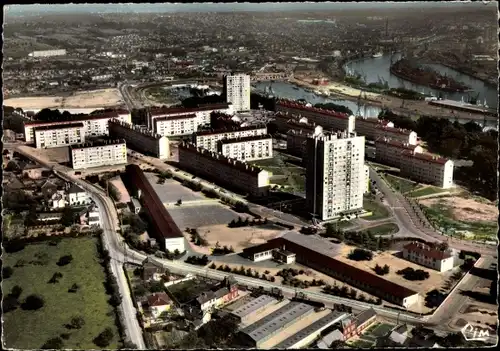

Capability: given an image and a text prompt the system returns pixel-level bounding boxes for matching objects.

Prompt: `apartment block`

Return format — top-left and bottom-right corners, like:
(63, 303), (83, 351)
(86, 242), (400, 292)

(29, 49), (67, 58)
(374, 125), (417, 145)
(287, 126), (324, 159)
(24, 110), (131, 144)
(355, 117), (395, 140)
(108, 119), (169, 160)
(400, 151), (454, 188)
(364, 164), (370, 193)
(154, 113), (199, 137)
(193, 125), (267, 152)
(306, 130), (366, 221)
(276, 99), (355, 133)
(217, 134), (273, 162)
(70, 139), (127, 170)
(34, 123), (85, 149)
(147, 103), (234, 131)
(375, 138), (424, 168)
(402, 242), (454, 272)
(224, 73), (251, 112)
(178, 142), (270, 197)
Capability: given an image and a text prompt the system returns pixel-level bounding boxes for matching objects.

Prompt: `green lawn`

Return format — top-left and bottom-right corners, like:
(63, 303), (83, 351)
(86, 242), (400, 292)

(2, 237), (120, 349)
(363, 196), (390, 220)
(369, 323), (395, 337)
(384, 174), (421, 194)
(361, 223), (399, 236)
(252, 153), (305, 191)
(409, 186), (449, 198)
(349, 339), (374, 348)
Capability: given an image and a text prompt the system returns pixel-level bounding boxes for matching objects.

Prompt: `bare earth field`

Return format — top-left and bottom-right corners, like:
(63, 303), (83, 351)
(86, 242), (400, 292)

(109, 176), (131, 203)
(4, 88), (124, 109)
(420, 196), (498, 222)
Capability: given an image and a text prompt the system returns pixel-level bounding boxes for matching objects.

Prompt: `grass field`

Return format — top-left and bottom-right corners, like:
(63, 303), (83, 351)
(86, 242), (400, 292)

(384, 174), (421, 194)
(409, 186), (449, 198)
(369, 323), (395, 337)
(252, 152), (305, 192)
(363, 196), (390, 221)
(2, 237), (120, 349)
(361, 223), (399, 236)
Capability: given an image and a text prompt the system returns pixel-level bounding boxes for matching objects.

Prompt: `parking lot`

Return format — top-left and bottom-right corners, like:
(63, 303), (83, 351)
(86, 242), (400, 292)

(145, 173), (206, 204)
(167, 204), (246, 229)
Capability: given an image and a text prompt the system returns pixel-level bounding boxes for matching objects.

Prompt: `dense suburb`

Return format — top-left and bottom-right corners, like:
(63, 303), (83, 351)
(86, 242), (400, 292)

(2, 237), (119, 349)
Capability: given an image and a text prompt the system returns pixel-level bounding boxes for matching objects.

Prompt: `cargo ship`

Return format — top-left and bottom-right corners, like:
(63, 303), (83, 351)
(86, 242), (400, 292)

(390, 58), (470, 93)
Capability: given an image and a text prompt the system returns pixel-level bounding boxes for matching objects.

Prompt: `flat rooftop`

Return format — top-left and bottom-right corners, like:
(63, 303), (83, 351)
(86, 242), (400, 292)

(232, 295), (277, 319)
(281, 231), (342, 258)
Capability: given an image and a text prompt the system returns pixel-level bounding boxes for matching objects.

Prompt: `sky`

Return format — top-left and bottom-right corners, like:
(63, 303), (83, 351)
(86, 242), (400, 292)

(5, 2), (489, 16)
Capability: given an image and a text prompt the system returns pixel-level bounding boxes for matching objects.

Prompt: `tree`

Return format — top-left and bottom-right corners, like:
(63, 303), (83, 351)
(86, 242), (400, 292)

(21, 294), (45, 310)
(3, 295), (19, 313)
(57, 255), (73, 266)
(176, 199), (182, 205)
(69, 315), (86, 329)
(93, 327), (114, 348)
(347, 248), (374, 261)
(9, 285), (23, 299)
(68, 283), (80, 293)
(60, 207), (75, 227)
(2, 266), (14, 279)
(41, 337), (64, 349)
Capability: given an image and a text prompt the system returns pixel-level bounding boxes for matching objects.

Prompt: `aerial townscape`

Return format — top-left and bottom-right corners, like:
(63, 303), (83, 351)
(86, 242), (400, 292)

(2, 2), (498, 350)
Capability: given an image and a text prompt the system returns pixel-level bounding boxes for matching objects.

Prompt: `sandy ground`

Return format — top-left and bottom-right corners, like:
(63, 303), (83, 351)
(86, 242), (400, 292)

(420, 196), (498, 222)
(4, 88), (124, 109)
(196, 224), (283, 252)
(110, 176), (131, 203)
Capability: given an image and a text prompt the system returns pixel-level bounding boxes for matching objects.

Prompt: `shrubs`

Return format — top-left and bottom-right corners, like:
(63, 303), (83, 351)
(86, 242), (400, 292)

(57, 254), (74, 266)
(228, 217), (268, 228)
(21, 294), (45, 310)
(299, 226), (318, 235)
(41, 337), (64, 349)
(93, 327), (115, 348)
(396, 267), (430, 281)
(323, 285), (382, 305)
(212, 242), (234, 255)
(347, 248), (374, 261)
(425, 289), (447, 308)
(185, 255), (210, 266)
(48, 272), (64, 284)
(187, 228), (209, 247)
(68, 283), (80, 293)
(2, 266), (14, 279)
(373, 264), (390, 276)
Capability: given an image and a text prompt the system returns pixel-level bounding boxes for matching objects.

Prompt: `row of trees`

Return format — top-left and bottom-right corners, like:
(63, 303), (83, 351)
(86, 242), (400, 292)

(228, 217), (268, 228)
(323, 223), (391, 251)
(211, 264), (277, 283)
(373, 264), (390, 276)
(212, 241), (235, 255)
(322, 284), (382, 305)
(185, 255), (210, 266)
(186, 228), (209, 247)
(396, 267), (430, 281)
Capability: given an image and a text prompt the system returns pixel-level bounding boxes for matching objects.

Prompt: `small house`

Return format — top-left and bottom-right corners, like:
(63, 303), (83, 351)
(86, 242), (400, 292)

(147, 292), (172, 319)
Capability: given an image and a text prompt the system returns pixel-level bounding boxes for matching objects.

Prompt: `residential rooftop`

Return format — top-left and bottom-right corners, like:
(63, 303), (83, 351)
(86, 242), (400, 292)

(33, 122), (84, 131)
(109, 119), (164, 140)
(219, 134), (272, 145)
(194, 124), (267, 137)
(70, 139), (126, 149)
(401, 150), (450, 165)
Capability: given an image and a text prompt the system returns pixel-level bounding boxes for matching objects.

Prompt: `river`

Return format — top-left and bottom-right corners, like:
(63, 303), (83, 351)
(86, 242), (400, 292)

(344, 53), (498, 109)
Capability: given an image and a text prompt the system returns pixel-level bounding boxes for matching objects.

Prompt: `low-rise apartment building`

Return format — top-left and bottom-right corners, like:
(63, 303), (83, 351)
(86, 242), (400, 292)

(400, 151), (454, 188)
(69, 139), (127, 170)
(375, 138), (424, 168)
(147, 103), (234, 131)
(402, 242), (454, 272)
(178, 142), (270, 197)
(34, 123), (85, 148)
(355, 118), (394, 140)
(24, 110), (131, 144)
(108, 119), (170, 160)
(154, 113), (198, 136)
(193, 125), (267, 152)
(287, 125), (324, 159)
(217, 134), (273, 162)
(275, 99), (355, 133)
(374, 125), (418, 145)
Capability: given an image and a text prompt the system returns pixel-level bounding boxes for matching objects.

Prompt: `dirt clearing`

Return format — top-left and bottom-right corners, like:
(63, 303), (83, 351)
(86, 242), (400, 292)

(420, 196), (497, 222)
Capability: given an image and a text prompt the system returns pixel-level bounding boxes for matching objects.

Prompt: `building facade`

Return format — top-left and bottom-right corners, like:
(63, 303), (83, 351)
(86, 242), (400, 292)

(34, 123), (85, 148)
(355, 118), (394, 141)
(287, 125), (323, 159)
(402, 242), (454, 272)
(375, 138), (424, 168)
(218, 134), (273, 162)
(69, 139), (127, 170)
(374, 126), (418, 145)
(194, 125), (268, 152)
(224, 73), (251, 112)
(29, 49), (67, 58)
(108, 119), (170, 160)
(400, 151), (454, 188)
(306, 131), (366, 221)
(154, 113), (199, 136)
(25, 110), (131, 144)
(178, 142), (270, 197)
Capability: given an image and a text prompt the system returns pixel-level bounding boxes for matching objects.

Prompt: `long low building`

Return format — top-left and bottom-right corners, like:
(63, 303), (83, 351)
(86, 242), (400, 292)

(124, 164), (185, 252)
(108, 119), (170, 160)
(239, 302), (315, 348)
(374, 125), (417, 145)
(24, 109), (131, 144)
(193, 125), (268, 152)
(400, 151), (454, 188)
(153, 113), (199, 137)
(231, 295), (278, 324)
(375, 138), (424, 168)
(242, 231), (419, 308)
(217, 134), (273, 162)
(178, 142), (270, 197)
(69, 139), (127, 170)
(355, 117), (394, 140)
(34, 122), (85, 148)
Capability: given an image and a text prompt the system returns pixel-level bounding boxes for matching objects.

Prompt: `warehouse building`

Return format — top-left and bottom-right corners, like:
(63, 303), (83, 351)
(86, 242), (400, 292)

(108, 119), (170, 160)
(375, 138), (424, 168)
(147, 103), (234, 131)
(193, 125), (267, 152)
(239, 302), (315, 348)
(33, 122), (85, 148)
(178, 142), (270, 197)
(124, 165), (185, 252)
(24, 110), (131, 144)
(69, 139), (127, 170)
(400, 151), (454, 188)
(242, 231), (420, 308)
(231, 295), (278, 324)
(274, 310), (348, 349)
(217, 134), (273, 162)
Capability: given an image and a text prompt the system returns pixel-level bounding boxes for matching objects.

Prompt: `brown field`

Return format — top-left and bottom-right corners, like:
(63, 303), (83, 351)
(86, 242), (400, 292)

(4, 88), (124, 109)
(109, 176), (131, 203)
(420, 196), (498, 222)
